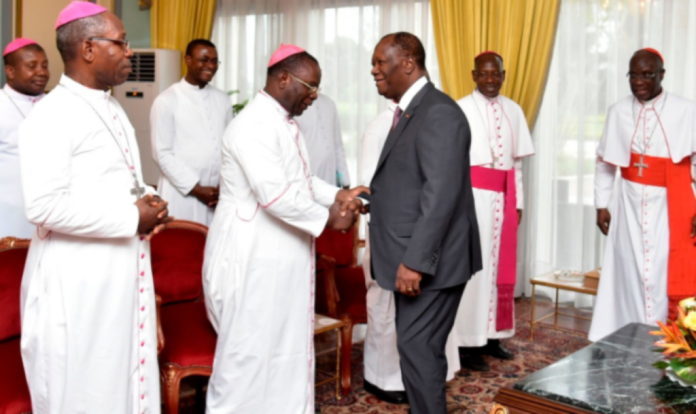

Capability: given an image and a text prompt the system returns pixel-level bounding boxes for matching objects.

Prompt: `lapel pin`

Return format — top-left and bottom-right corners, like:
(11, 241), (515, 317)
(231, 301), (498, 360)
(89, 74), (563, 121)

(406, 114), (410, 118)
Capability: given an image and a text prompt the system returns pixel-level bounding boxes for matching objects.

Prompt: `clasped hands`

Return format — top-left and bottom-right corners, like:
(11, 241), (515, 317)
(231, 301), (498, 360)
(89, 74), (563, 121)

(191, 183), (220, 208)
(326, 185), (370, 232)
(136, 194), (174, 240)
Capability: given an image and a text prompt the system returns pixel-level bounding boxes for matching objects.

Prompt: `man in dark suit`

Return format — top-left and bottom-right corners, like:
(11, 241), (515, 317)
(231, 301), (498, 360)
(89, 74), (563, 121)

(366, 32), (482, 414)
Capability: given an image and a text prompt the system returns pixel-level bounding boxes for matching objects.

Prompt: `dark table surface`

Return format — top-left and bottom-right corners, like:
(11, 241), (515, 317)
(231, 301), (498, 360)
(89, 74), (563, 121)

(513, 323), (696, 414)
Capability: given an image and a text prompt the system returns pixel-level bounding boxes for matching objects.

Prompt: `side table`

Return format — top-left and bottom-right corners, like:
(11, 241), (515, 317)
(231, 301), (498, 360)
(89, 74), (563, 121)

(529, 272), (597, 340)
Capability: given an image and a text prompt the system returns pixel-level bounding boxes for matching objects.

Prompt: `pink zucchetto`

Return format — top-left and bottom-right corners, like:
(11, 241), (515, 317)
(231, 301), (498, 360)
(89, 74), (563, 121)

(3, 38), (38, 57)
(476, 50), (503, 61)
(55, 1), (108, 30)
(267, 44), (306, 68)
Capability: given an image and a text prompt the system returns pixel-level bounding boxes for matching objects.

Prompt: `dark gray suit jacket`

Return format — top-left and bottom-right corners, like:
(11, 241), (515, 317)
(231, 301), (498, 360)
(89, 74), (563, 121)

(369, 82), (482, 291)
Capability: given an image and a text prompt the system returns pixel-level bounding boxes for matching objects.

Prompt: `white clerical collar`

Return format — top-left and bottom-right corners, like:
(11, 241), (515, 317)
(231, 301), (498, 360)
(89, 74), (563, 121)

(59, 73), (111, 103)
(181, 77), (209, 91)
(397, 76), (428, 112)
(258, 89), (290, 118)
(3, 83), (43, 103)
(635, 89), (666, 109)
(473, 88), (501, 105)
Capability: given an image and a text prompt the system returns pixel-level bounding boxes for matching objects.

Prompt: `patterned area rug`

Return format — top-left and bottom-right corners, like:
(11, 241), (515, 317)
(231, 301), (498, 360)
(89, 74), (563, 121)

(178, 299), (591, 413)
(316, 315), (590, 414)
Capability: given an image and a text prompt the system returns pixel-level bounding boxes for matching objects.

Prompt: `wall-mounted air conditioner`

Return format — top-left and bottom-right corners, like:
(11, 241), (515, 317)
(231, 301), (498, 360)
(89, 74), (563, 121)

(114, 48), (181, 186)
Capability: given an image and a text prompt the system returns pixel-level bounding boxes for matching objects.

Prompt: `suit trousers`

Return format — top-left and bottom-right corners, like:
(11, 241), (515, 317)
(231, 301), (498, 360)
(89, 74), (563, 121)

(395, 283), (466, 414)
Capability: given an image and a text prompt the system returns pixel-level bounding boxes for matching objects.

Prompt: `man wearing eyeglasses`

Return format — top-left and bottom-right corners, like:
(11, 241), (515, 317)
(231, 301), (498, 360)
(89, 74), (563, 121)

(18, 2), (172, 413)
(452, 51), (535, 372)
(202, 44), (367, 414)
(151, 39), (233, 226)
(590, 48), (696, 341)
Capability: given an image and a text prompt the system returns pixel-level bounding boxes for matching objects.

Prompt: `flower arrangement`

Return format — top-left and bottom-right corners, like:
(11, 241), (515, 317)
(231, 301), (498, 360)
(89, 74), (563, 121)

(651, 297), (696, 384)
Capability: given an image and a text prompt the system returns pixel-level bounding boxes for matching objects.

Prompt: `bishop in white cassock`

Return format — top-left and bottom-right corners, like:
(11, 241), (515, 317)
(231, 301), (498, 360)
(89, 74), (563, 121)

(590, 49), (696, 341)
(295, 92), (351, 187)
(151, 39), (232, 226)
(0, 38), (49, 239)
(19, 4), (171, 413)
(359, 101), (461, 403)
(453, 52), (534, 372)
(203, 45), (364, 414)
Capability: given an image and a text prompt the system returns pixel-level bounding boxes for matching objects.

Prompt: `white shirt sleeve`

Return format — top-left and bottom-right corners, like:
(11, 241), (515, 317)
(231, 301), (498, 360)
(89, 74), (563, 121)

(19, 120), (139, 238)
(232, 123), (331, 237)
(150, 95), (200, 195)
(311, 176), (340, 208)
(595, 156), (617, 209)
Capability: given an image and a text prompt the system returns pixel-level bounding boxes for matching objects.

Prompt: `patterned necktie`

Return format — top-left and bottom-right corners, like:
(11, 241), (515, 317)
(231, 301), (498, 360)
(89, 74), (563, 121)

(391, 107), (403, 131)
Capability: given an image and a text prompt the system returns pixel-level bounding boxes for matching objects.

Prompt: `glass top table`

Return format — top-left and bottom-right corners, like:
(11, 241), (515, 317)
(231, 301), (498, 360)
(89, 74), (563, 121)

(494, 323), (696, 413)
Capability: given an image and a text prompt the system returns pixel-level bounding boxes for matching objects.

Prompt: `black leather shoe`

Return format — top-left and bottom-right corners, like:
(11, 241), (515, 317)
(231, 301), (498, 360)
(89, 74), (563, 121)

(460, 354), (490, 372)
(363, 380), (409, 404)
(483, 341), (514, 360)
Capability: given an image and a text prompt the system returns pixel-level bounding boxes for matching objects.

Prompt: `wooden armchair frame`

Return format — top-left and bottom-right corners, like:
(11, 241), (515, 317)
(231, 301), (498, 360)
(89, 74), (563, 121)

(316, 217), (366, 396)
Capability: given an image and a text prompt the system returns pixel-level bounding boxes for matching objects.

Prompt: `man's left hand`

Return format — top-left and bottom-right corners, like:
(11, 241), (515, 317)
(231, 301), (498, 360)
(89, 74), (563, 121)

(147, 194), (174, 240)
(336, 185), (370, 216)
(396, 263), (422, 297)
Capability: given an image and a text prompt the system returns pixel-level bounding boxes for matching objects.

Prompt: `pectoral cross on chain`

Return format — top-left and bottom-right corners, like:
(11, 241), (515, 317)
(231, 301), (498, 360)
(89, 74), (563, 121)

(634, 154), (649, 177)
(131, 180), (145, 198)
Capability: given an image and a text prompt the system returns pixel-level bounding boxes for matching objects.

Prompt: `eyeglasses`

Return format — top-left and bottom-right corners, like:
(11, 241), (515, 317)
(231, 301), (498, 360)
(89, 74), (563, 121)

(626, 71), (659, 81)
(89, 37), (130, 50)
(289, 74), (320, 94)
(195, 57), (221, 66)
(474, 72), (503, 80)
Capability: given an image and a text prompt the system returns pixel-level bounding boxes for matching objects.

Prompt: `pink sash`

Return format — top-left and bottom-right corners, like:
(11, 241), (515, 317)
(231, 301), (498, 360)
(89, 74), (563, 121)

(470, 166), (517, 331)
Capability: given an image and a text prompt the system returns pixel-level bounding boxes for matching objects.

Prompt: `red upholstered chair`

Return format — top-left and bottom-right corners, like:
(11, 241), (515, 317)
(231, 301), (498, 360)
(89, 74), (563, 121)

(151, 220), (216, 414)
(0, 237), (32, 414)
(315, 218), (367, 396)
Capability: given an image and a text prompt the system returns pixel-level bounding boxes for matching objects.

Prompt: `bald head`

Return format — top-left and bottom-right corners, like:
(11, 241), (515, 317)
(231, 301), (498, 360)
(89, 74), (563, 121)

(472, 53), (505, 98)
(382, 32), (426, 70)
(474, 53), (504, 72)
(57, 11), (133, 91)
(628, 49), (665, 101)
(631, 49), (664, 72)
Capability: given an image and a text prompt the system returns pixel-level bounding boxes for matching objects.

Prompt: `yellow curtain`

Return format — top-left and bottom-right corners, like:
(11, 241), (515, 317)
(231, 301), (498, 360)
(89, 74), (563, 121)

(430, 0), (559, 128)
(150, 0), (217, 76)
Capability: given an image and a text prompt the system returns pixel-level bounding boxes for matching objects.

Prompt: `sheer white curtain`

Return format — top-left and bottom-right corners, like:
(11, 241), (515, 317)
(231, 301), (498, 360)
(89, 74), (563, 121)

(520, 0), (696, 303)
(211, 0), (440, 182)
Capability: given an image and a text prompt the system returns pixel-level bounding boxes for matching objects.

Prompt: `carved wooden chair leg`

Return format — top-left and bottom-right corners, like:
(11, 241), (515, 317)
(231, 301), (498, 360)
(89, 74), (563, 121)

(340, 315), (354, 396)
(162, 364), (182, 414)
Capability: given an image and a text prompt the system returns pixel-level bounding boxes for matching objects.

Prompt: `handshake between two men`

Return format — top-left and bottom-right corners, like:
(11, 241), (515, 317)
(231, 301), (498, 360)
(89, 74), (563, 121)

(325, 186), (370, 232)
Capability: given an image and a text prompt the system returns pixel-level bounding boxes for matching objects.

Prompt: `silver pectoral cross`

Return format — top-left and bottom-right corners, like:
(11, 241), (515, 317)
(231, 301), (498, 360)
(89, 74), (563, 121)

(131, 181), (146, 198)
(634, 154), (649, 177)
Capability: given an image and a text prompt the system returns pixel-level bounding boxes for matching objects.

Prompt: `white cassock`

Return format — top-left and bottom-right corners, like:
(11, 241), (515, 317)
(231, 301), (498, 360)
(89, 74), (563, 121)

(0, 84), (44, 238)
(18, 74), (160, 414)
(589, 91), (696, 341)
(295, 93), (350, 187)
(151, 78), (233, 225)
(203, 91), (340, 414)
(360, 101), (460, 391)
(452, 90), (534, 347)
